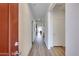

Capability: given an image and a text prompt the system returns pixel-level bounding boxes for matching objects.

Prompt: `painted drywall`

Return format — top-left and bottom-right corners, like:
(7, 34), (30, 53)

(43, 13), (49, 49)
(19, 4), (32, 56)
(43, 10), (54, 49)
(47, 12), (54, 49)
(53, 8), (65, 46)
(45, 4), (65, 49)
(44, 11), (54, 49)
(32, 20), (36, 42)
(66, 3), (79, 56)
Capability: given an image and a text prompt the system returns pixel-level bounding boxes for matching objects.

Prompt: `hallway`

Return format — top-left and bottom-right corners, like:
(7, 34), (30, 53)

(29, 33), (51, 56)
(29, 33), (65, 56)
(0, 3), (79, 56)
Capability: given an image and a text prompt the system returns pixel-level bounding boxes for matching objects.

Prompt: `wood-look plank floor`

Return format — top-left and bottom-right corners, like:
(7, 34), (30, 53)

(29, 34), (65, 56)
(49, 46), (65, 56)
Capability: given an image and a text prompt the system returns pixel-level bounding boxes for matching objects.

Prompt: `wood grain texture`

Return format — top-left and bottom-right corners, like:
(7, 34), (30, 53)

(9, 3), (18, 56)
(0, 3), (18, 56)
(29, 39), (65, 56)
(0, 4), (9, 55)
(49, 46), (65, 56)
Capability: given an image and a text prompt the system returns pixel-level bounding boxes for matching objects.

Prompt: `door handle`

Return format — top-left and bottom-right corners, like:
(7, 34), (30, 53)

(15, 42), (19, 47)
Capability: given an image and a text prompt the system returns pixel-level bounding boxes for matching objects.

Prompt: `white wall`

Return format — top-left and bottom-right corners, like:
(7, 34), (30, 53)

(47, 12), (53, 49)
(44, 13), (49, 49)
(66, 3), (79, 56)
(53, 8), (65, 46)
(32, 20), (36, 42)
(46, 4), (65, 49)
(19, 4), (32, 56)
(44, 11), (54, 49)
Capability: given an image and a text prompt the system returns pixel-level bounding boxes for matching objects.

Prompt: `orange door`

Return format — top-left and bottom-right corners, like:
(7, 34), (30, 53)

(9, 3), (19, 56)
(0, 3), (18, 56)
(0, 4), (9, 56)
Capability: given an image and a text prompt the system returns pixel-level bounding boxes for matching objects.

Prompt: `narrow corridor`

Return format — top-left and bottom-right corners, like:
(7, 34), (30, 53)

(29, 32), (51, 56)
(29, 32), (65, 56)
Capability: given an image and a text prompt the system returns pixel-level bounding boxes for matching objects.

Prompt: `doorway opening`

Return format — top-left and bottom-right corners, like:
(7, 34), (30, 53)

(52, 3), (65, 55)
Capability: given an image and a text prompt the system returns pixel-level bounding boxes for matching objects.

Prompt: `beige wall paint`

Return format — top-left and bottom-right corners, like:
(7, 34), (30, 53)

(19, 4), (32, 56)
(53, 9), (65, 46)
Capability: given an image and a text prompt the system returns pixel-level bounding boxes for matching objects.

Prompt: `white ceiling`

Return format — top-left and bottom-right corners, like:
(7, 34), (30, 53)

(29, 3), (65, 21)
(29, 3), (50, 20)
